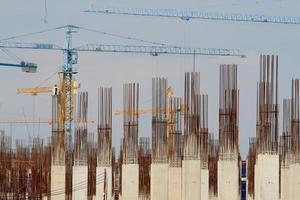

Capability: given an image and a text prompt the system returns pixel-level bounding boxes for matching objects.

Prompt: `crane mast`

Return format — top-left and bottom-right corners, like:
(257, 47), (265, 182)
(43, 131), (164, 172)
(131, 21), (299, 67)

(62, 25), (77, 147)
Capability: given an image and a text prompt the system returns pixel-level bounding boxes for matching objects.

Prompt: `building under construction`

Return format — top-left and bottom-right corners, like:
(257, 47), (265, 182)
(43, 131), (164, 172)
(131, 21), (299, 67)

(1, 54), (300, 200)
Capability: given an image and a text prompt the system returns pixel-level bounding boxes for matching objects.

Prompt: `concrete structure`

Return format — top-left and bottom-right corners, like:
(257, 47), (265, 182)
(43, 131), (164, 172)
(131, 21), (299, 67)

(121, 164), (139, 200)
(168, 167), (181, 200)
(217, 160), (239, 200)
(280, 167), (290, 200)
(50, 165), (66, 200)
(150, 163), (168, 200)
(182, 160), (201, 200)
(255, 154), (279, 200)
(288, 163), (300, 200)
(72, 166), (88, 200)
(96, 167), (112, 200)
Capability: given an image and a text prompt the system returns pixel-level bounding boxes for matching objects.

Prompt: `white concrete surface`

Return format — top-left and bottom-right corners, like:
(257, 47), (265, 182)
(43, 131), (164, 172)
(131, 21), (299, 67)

(255, 154), (279, 200)
(150, 163), (168, 200)
(217, 160), (239, 200)
(96, 166), (112, 200)
(200, 168), (209, 200)
(289, 163), (300, 200)
(247, 195), (254, 200)
(72, 165), (88, 200)
(51, 165), (66, 200)
(168, 167), (182, 200)
(280, 167), (290, 200)
(121, 164), (139, 200)
(182, 160), (201, 200)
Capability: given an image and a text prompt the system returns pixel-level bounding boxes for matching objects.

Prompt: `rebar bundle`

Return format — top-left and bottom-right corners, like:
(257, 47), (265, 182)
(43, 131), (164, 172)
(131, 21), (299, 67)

(256, 55), (279, 154)
(122, 83), (139, 164)
(168, 97), (183, 167)
(51, 94), (66, 165)
(152, 78), (168, 163)
(74, 91), (88, 165)
(247, 137), (256, 197)
(97, 87), (112, 167)
(87, 133), (97, 199)
(183, 72), (201, 160)
(138, 137), (151, 198)
(219, 64), (239, 159)
(291, 79), (300, 162)
(280, 99), (292, 167)
(208, 134), (218, 196)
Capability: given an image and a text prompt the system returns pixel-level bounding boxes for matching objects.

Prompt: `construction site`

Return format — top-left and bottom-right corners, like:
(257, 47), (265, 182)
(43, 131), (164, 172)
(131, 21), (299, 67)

(1, 1), (300, 200)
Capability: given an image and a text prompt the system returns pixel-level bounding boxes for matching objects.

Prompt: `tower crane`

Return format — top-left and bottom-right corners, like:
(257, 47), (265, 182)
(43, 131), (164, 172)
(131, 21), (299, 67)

(0, 25), (244, 148)
(85, 6), (300, 24)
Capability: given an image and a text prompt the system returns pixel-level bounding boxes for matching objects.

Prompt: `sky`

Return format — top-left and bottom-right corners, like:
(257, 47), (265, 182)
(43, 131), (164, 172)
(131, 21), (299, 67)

(0, 0), (300, 157)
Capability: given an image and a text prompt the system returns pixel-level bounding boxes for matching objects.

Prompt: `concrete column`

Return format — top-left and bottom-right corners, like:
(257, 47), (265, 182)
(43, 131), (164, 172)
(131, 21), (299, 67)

(121, 164), (139, 200)
(182, 160), (201, 200)
(289, 163), (300, 200)
(280, 167), (290, 200)
(72, 165), (88, 200)
(51, 165), (66, 200)
(150, 163), (168, 200)
(217, 160), (239, 200)
(96, 167), (112, 200)
(200, 168), (209, 200)
(255, 154), (279, 200)
(168, 167), (182, 200)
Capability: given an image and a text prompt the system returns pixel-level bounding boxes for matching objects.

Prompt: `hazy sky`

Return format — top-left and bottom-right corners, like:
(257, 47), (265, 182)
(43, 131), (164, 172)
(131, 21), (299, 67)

(0, 0), (300, 157)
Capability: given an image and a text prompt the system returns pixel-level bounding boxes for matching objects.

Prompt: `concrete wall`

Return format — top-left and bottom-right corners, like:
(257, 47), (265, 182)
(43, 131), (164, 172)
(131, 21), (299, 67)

(280, 167), (290, 200)
(96, 167), (112, 200)
(168, 167), (181, 200)
(150, 163), (168, 200)
(182, 160), (201, 200)
(121, 164), (139, 200)
(289, 163), (300, 200)
(51, 165), (66, 200)
(255, 154), (279, 200)
(217, 160), (239, 200)
(72, 166), (88, 200)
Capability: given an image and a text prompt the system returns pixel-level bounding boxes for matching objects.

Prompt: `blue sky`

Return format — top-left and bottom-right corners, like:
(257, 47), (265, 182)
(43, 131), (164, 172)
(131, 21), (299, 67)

(0, 0), (299, 157)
